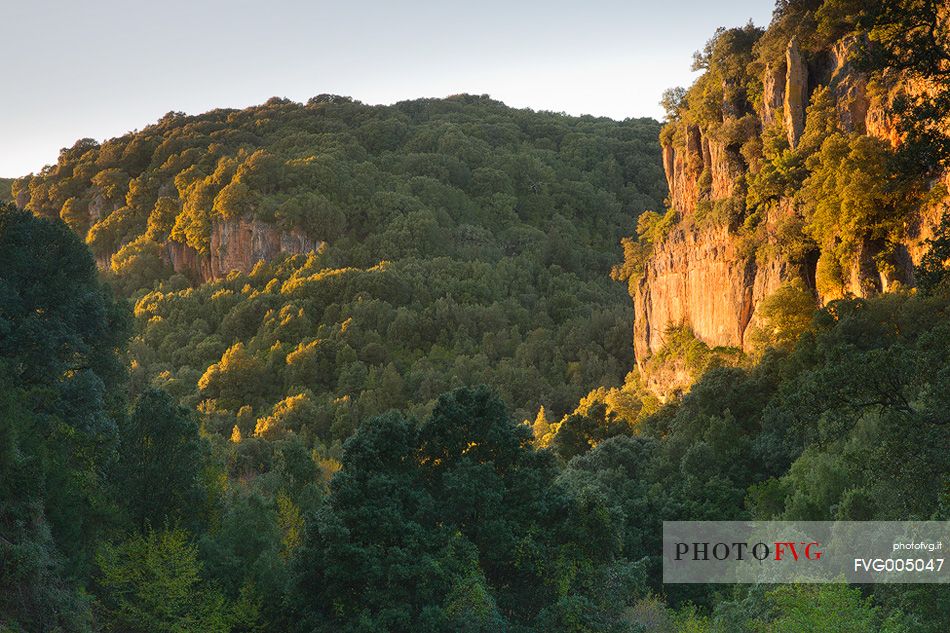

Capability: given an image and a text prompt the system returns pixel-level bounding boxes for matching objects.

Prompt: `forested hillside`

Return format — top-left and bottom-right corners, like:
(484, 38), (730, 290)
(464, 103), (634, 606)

(13, 95), (663, 277)
(5, 201), (948, 632)
(2, 1), (950, 632)
(14, 96), (664, 440)
(0, 177), (12, 202)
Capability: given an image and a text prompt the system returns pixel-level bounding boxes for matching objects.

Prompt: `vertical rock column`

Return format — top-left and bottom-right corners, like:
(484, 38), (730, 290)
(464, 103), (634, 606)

(762, 62), (786, 128)
(784, 38), (808, 148)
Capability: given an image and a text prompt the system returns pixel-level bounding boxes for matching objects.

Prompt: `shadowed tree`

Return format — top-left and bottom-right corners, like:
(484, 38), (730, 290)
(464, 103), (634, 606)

(113, 388), (210, 530)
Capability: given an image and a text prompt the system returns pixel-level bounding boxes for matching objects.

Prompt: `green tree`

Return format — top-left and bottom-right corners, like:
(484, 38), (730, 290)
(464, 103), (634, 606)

(0, 203), (130, 629)
(746, 282), (816, 353)
(290, 386), (637, 632)
(754, 584), (901, 633)
(867, 0), (950, 171)
(915, 212), (950, 291)
(113, 389), (210, 530)
(110, 236), (173, 294)
(95, 528), (230, 633)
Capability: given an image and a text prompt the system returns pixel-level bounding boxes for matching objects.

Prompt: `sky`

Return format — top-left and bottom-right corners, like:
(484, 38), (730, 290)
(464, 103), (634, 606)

(0, 0), (775, 177)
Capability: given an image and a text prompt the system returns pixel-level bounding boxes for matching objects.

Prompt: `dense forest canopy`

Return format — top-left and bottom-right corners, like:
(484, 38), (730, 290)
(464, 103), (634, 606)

(2, 1), (950, 632)
(12, 95), (666, 442)
(13, 94), (664, 267)
(4, 200), (948, 632)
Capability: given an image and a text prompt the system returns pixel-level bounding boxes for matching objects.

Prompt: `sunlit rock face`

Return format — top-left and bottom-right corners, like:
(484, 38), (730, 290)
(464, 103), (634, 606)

(639, 33), (945, 371)
(162, 218), (321, 282)
(633, 209), (794, 369)
(208, 218), (319, 280)
(783, 38), (807, 148)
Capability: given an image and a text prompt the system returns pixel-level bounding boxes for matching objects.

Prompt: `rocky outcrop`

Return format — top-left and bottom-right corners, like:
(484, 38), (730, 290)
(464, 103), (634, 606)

(166, 240), (212, 281)
(639, 33), (946, 375)
(634, 225), (787, 366)
(707, 137), (743, 200)
(846, 238), (914, 298)
(164, 218), (321, 282)
(784, 38), (808, 148)
(829, 36), (869, 134)
(633, 200), (798, 370)
(663, 124), (734, 218)
(648, 37), (816, 368)
(664, 125), (705, 217)
(761, 62), (786, 128)
(209, 218), (319, 280)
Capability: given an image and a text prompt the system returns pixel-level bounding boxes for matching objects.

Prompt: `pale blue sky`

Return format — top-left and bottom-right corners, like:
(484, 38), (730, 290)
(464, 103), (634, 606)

(0, 0), (774, 177)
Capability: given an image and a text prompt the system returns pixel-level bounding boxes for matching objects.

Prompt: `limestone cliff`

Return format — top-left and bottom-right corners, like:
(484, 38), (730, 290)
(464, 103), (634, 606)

(165, 218), (321, 282)
(634, 220), (795, 364)
(635, 31), (946, 373)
